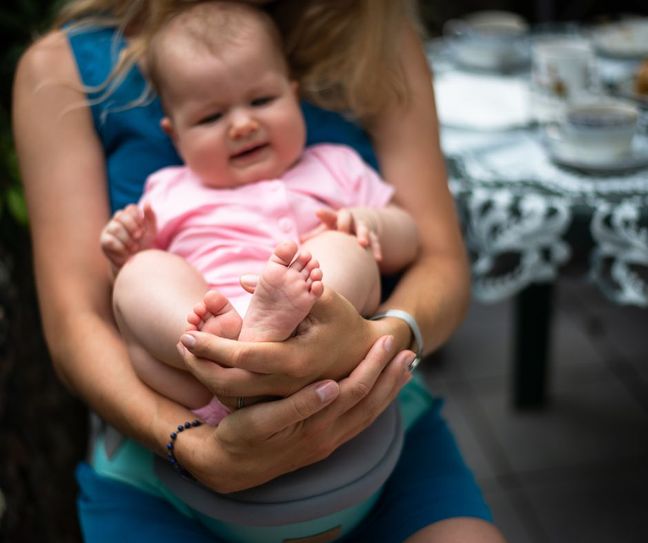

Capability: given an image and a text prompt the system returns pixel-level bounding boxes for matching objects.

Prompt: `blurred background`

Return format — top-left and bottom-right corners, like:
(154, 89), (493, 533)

(1, 0), (648, 541)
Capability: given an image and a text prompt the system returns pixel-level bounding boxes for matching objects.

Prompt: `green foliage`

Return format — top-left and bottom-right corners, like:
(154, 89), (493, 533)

(0, 0), (65, 227)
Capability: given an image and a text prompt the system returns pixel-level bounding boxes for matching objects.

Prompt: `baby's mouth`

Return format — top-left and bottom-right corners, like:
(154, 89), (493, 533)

(230, 143), (268, 161)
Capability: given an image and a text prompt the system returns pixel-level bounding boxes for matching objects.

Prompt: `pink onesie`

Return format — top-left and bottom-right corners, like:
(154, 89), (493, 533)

(142, 144), (395, 317)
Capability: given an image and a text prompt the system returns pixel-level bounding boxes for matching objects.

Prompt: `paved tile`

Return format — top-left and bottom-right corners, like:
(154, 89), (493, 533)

(441, 300), (513, 381)
(468, 373), (648, 474)
(426, 278), (648, 543)
(519, 460), (648, 543)
(559, 280), (648, 373)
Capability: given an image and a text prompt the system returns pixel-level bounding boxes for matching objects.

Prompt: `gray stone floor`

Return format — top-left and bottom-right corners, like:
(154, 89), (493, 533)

(418, 278), (648, 543)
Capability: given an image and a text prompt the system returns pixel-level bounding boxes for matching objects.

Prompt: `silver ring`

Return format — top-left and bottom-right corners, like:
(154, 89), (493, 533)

(236, 396), (245, 409)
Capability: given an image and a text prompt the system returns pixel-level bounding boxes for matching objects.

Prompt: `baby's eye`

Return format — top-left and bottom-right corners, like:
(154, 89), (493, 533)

(250, 96), (275, 107)
(198, 112), (223, 125)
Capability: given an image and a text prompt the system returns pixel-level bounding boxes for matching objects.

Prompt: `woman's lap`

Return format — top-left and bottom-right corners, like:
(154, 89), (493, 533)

(76, 404), (491, 542)
(342, 406), (492, 542)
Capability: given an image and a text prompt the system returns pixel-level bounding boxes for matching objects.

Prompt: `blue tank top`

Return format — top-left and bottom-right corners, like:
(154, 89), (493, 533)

(66, 26), (378, 213)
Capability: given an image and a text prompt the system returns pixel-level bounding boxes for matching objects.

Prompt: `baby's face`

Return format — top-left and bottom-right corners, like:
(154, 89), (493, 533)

(161, 38), (305, 188)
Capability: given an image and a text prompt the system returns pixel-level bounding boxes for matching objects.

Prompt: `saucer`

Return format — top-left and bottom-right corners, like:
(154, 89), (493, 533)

(543, 128), (648, 174)
(592, 19), (648, 59)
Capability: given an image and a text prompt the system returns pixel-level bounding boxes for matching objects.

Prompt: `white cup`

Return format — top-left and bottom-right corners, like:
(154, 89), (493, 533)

(531, 38), (599, 122)
(557, 99), (639, 163)
(444, 10), (529, 71)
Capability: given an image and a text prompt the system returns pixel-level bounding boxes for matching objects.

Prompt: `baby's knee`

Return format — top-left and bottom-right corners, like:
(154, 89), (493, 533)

(303, 231), (381, 313)
(112, 249), (200, 312)
(305, 230), (376, 263)
(114, 249), (168, 293)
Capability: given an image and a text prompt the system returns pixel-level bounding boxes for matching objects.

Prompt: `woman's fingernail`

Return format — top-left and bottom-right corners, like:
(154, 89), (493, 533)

(176, 342), (186, 357)
(382, 335), (394, 352)
(180, 333), (196, 348)
(315, 381), (338, 403)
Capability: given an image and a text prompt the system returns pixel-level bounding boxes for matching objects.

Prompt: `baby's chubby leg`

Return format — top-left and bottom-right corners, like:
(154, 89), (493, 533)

(301, 230), (381, 316)
(112, 249), (241, 409)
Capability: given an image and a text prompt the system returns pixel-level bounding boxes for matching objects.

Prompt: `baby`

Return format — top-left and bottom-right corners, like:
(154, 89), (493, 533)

(101, 1), (418, 424)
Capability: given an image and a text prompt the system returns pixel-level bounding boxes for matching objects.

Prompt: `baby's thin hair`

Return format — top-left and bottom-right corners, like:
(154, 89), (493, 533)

(146, 2), (285, 100)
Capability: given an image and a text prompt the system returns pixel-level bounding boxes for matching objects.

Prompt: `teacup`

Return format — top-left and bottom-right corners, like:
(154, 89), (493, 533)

(444, 10), (529, 71)
(555, 99), (639, 163)
(530, 37), (599, 122)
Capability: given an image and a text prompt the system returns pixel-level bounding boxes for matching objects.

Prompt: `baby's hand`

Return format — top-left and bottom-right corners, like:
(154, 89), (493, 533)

(306, 208), (382, 262)
(100, 203), (157, 271)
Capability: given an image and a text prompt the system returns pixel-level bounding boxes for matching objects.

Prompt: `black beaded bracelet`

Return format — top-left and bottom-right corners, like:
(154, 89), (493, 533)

(166, 419), (203, 478)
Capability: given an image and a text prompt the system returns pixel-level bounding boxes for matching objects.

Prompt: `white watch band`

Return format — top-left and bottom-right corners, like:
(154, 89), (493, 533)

(370, 309), (423, 371)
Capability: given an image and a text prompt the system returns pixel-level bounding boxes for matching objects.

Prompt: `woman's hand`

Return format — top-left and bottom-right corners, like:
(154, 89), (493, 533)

(176, 288), (406, 399)
(177, 335), (414, 493)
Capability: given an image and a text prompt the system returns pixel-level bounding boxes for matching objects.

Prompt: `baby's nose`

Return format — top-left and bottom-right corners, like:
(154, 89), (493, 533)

(229, 112), (259, 139)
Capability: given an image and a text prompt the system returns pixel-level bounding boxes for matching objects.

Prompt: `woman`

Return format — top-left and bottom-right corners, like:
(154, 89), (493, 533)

(12, 0), (507, 541)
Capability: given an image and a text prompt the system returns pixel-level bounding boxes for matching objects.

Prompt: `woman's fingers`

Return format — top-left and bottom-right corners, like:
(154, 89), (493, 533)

(302, 346), (413, 458)
(180, 331), (303, 375)
(332, 349), (413, 445)
(322, 335), (403, 414)
(220, 380), (340, 441)
(178, 335), (308, 397)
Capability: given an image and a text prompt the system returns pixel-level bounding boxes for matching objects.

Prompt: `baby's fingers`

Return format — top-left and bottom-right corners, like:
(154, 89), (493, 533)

(142, 203), (157, 232)
(336, 209), (353, 234)
(369, 231), (383, 262)
(103, 219), (138, 250)
(314, 208), (339, 230)
(100, 236), (130, 267)
(355, 221), (371, 248)
(113, 205), (144, 239)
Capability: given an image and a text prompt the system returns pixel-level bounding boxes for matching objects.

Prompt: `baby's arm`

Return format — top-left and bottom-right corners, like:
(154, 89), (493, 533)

(100, 203), (157, 275)
(315, 205), (419, 274)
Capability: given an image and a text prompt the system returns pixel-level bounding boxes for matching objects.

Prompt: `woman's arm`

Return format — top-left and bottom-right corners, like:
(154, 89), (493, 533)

(13, 30), (187, 454)
(367, 20), (471, 355)
(13, 31), (411, 492)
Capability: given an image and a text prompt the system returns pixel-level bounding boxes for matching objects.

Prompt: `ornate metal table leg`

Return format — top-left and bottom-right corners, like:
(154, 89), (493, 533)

(512, 283), (554, 409)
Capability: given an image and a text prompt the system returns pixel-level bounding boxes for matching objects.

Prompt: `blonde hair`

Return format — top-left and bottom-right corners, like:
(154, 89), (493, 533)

(55, 0), (413, 120)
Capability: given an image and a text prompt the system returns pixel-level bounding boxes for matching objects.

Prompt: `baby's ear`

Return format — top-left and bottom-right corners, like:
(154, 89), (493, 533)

(160, 117), (176, 141)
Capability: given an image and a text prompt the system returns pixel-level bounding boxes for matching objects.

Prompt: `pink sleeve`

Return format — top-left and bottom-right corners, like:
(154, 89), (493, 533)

(310, 144), (395, 209)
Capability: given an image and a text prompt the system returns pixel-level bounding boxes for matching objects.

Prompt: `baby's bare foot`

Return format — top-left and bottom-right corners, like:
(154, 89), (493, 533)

(187, 290), (242, 339)
(239, 241), (323, 342)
